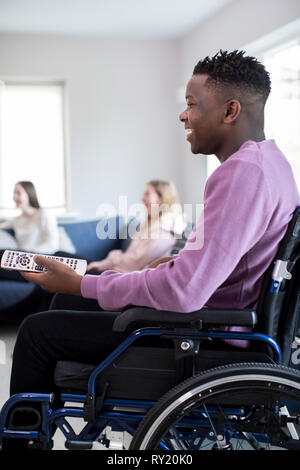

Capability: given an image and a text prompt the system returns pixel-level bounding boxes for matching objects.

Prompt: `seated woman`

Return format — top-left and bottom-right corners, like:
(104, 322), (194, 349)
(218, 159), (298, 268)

(51, 180), (186, 310)
(0, 181), (59, 281)
(87, 180), (186, 273)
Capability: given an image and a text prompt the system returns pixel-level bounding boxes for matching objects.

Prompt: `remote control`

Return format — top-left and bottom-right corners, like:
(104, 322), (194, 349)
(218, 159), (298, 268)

(1, 250), (87, 276)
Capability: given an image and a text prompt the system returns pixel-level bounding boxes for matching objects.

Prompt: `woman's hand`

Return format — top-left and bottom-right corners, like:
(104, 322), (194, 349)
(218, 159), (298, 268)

(87, 260), (105, 271)
(21, 255), (83, 295)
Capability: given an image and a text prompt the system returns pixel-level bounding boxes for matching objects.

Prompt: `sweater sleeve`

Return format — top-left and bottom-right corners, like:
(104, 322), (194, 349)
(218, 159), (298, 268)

(81, 158), (273, 312)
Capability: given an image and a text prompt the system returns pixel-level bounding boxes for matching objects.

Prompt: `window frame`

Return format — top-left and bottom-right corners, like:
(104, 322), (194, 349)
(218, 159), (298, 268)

(0, 78), (71, 215)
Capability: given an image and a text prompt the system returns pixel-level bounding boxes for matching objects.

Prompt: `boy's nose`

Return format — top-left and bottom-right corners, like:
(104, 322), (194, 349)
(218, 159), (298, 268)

(179, 109), (187, 122)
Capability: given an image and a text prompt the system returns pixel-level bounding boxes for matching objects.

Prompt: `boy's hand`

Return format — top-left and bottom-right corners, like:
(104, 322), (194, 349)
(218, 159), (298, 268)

(21, 255), (83, 295)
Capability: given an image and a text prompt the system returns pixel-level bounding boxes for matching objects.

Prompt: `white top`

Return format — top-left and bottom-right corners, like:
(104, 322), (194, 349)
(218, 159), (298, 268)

(0, 208), (59, 254)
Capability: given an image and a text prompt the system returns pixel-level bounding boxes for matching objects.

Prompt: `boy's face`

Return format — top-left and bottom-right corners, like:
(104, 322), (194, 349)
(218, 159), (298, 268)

(180, 74), (227, 156)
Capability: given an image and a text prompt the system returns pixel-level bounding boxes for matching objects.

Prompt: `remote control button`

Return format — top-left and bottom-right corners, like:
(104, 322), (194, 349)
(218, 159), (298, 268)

(16, 254), (30, 266)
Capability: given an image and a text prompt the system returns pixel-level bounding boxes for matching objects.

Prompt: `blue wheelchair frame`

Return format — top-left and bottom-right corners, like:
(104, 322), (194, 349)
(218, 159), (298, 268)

(0, 326), (282, 450)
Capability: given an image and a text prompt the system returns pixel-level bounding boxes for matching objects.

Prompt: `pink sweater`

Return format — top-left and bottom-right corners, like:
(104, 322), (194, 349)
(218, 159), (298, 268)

(81, 140), (300, 314)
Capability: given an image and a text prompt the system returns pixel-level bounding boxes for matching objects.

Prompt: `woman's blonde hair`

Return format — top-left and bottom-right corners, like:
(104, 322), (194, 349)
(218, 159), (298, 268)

(136, 180), (181, 236)
(148, 180), (180, 212)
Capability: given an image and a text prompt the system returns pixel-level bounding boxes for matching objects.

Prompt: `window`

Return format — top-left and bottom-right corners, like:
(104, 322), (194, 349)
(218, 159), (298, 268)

(263, 42), (300, 191)
(0, 82), (67, 212)
(206, 40), (300, 188)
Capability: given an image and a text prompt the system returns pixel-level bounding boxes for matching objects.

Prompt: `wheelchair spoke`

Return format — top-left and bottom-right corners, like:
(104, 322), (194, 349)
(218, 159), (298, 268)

(130, 363), (300, 450)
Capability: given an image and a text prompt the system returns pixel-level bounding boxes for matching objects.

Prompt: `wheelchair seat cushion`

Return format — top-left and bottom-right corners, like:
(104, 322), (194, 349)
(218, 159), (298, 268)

(55, 361), (96, 392)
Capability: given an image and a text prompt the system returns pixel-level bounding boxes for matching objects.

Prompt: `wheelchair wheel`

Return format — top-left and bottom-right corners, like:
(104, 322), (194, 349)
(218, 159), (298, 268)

(130, 363), (300, 450)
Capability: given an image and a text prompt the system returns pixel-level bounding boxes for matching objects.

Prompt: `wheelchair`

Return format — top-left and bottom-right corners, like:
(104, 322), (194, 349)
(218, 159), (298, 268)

(0, 208), (300, 451)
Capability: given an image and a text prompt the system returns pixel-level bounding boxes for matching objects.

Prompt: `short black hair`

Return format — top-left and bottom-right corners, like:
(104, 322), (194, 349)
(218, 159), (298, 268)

(193, 50), (271, 102)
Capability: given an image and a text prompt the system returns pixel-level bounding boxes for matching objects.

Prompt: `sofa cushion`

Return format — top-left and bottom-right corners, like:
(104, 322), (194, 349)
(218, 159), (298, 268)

(0, 281), (36, 310)
(58, 227), (76, 254)
(59, 217), (125, 261)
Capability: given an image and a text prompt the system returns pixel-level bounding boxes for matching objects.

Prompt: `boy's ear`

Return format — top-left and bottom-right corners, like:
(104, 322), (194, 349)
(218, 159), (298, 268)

(224, 99), (241, 124)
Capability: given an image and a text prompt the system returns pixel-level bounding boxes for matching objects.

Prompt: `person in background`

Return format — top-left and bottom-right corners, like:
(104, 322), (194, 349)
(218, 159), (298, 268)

(87, 180), (186, 273)
(48, 179), (186, 311)
(0, 181), (59, 281)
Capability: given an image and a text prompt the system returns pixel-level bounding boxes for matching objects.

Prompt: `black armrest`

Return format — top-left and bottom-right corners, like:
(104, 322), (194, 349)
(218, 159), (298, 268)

(112, 307), (257, 333)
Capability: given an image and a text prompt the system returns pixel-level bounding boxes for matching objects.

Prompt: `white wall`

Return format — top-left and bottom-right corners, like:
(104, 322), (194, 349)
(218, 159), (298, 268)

(0, 0), (300, 220)
(179, 0), (300, 210)
(0, 34), (182, 218)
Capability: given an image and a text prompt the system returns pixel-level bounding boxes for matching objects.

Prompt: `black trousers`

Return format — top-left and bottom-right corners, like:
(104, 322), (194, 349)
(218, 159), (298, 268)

(10, 307), (128, 396)
(9, 291), (172, 397)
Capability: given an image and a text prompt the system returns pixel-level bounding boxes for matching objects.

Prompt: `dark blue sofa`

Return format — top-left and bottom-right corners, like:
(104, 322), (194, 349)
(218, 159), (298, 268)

(0, 216), (129, 324)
